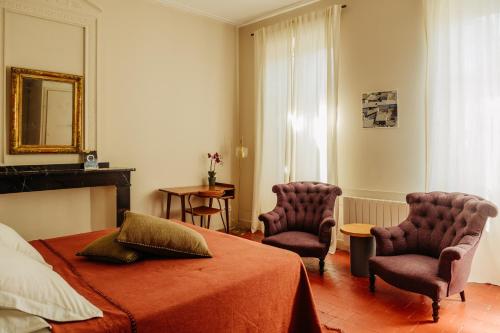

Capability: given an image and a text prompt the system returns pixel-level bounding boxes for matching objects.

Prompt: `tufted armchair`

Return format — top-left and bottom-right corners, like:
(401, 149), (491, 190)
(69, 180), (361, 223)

(369, 192), (497, 322)
(259, 182), (342, 274)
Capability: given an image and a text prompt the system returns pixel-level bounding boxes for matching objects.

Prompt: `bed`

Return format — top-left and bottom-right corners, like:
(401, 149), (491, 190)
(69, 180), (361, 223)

(29, 221), (322, 333)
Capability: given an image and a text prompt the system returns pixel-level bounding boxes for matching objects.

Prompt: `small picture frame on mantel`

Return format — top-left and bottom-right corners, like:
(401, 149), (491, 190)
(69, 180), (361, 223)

(82, 151), (98, 170)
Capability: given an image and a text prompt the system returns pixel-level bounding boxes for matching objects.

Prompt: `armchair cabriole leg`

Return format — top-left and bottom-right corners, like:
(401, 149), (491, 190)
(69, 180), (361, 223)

(432, 299), (440, 323)
(319, 258), (325, 275)
(460, 291), (466, 302)
(369, 272), (375, 292)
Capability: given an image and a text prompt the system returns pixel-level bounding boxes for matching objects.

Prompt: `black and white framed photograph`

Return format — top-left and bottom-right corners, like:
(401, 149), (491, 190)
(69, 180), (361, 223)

(362, 90), (398, 128)
(83, 150), (98, 170)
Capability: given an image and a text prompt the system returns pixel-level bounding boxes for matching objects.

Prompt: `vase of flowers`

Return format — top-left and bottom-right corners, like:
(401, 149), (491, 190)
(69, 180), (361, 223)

(207, 152), (223, 187)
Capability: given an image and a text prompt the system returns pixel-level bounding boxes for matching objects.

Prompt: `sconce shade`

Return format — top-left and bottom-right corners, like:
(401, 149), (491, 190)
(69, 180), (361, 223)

(236, 146), (248, 159)
(235, 138), (248, 159)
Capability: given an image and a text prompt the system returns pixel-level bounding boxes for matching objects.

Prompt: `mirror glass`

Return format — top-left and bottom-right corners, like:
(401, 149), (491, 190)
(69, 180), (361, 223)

(10, 67), (83, 154)
(21, 78), (74, 146)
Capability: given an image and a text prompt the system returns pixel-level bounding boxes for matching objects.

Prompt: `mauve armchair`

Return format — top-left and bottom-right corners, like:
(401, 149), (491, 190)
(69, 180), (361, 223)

(369, 192), (497, 322)
(259, 182), (342, 274)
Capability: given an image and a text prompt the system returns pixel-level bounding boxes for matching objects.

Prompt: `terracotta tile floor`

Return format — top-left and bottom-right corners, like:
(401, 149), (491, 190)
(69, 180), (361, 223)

(237, 231), (500, 333)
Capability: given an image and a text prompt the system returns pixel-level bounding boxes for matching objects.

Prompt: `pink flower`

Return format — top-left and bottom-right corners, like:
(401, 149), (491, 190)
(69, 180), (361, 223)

(208, 152), (223, 171)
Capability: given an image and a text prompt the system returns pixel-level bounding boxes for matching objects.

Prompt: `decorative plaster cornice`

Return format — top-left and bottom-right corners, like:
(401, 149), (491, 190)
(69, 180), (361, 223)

(155, 0), (237, 25)
(0, 0), (101, 25)
(154, 0), (322, 27)
(238, 0), (321, 27)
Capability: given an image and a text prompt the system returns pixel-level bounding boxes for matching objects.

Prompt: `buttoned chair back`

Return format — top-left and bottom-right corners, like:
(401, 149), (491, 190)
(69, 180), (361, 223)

(375, 192), (498, 258)
(259, 182), (342, 275)
(268, 182), (342, 236)
(369, 191), (497, 323)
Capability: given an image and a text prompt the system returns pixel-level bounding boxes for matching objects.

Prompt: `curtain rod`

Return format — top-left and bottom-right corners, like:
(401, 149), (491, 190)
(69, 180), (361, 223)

(250, 4), (346, 36)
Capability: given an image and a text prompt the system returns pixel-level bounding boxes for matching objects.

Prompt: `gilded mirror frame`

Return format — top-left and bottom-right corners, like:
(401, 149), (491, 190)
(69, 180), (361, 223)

(10, 67), (84, 154)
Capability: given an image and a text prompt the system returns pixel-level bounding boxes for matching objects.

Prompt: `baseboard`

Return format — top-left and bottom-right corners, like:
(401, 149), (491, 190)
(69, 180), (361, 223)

(335, 239), (350, 252)
(237, 218), (253, 231)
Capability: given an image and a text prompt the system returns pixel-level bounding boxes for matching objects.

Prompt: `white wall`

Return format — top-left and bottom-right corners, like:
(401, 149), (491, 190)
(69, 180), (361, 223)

(337, 0), (426, 201)
(237, 0), (426, 227)
(0, 0), (96, 240)
(0, 0), (237, 240)
(98, 0), (238, 227)
(0, 0), (426, 239)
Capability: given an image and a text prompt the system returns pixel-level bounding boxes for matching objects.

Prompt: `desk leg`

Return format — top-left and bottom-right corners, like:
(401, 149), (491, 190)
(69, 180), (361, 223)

(166, 193), (172, 219)
(180, 195), (186, 222)
(207, 198), (213, 229)
(224, 198), (230, 233)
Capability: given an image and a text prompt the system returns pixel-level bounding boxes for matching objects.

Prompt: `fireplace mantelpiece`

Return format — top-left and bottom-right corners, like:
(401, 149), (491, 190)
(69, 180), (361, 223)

(0, 163), (135, 227)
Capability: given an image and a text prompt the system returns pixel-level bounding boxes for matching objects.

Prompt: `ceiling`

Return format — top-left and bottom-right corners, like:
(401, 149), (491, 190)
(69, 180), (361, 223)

(158, 0), (318, 26)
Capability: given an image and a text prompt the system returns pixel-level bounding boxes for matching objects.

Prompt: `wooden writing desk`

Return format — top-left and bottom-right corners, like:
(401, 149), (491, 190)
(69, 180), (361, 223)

(159, 183), (235, 224)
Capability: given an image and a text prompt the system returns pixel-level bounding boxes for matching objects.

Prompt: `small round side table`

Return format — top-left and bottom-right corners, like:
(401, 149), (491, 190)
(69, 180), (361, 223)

(340, 223), (375, 277)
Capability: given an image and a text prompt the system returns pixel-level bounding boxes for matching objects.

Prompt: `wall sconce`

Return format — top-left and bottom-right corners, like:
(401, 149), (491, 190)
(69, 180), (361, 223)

(235, 137), (248, 159)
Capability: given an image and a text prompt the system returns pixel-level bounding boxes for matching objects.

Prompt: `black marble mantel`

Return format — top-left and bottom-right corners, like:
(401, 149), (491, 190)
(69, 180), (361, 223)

(0, 162), (135, 227)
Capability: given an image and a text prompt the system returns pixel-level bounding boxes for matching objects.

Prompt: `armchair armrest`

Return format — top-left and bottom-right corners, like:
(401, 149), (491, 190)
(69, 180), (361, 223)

(438, 236), (478, 282)
(370, 225), (407, 256)
(258, 207), (286, 237)
(319, 218), (336, 244)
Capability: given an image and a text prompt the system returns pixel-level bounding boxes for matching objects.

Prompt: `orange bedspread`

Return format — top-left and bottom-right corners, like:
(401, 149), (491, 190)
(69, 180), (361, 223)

(30, 222), (322, 333)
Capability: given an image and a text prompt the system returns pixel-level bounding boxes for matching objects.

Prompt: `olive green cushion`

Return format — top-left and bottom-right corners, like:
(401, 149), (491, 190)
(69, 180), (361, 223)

(77, 231), (140, 264)
(116, 211), (212, 258)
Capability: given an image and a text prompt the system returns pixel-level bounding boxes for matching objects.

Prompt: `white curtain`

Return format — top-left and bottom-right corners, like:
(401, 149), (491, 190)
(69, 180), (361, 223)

(425, 0), (500, 285)
(251, 6), (341, 232)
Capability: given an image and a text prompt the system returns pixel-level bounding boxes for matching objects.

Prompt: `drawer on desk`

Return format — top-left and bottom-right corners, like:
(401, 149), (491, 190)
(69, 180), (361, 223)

(222, 188), (235, 198)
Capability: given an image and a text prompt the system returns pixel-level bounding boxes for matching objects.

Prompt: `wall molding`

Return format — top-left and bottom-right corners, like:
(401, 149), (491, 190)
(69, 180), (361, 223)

(341, 188), (407, 202)
(0, 0), (102, 165)
(154, 0), (324, 27)
(0, 0), (101, 25)
(238, 0), (321, 27)
(238, 218), (253, 230)
(155, 0), (236, 25)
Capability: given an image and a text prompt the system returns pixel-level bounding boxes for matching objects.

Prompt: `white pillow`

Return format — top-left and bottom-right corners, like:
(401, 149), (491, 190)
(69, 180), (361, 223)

(0, 246), (103, 322)
(0, 309), (51, 333)
(0, 223), (48, 266)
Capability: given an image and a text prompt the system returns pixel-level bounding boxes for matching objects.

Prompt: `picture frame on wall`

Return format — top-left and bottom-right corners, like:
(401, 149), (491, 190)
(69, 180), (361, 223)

(362, 90), (398, 128)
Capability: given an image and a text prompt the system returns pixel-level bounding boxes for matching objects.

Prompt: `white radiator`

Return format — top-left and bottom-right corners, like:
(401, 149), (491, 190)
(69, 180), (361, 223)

(341, 196), (409, 228)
